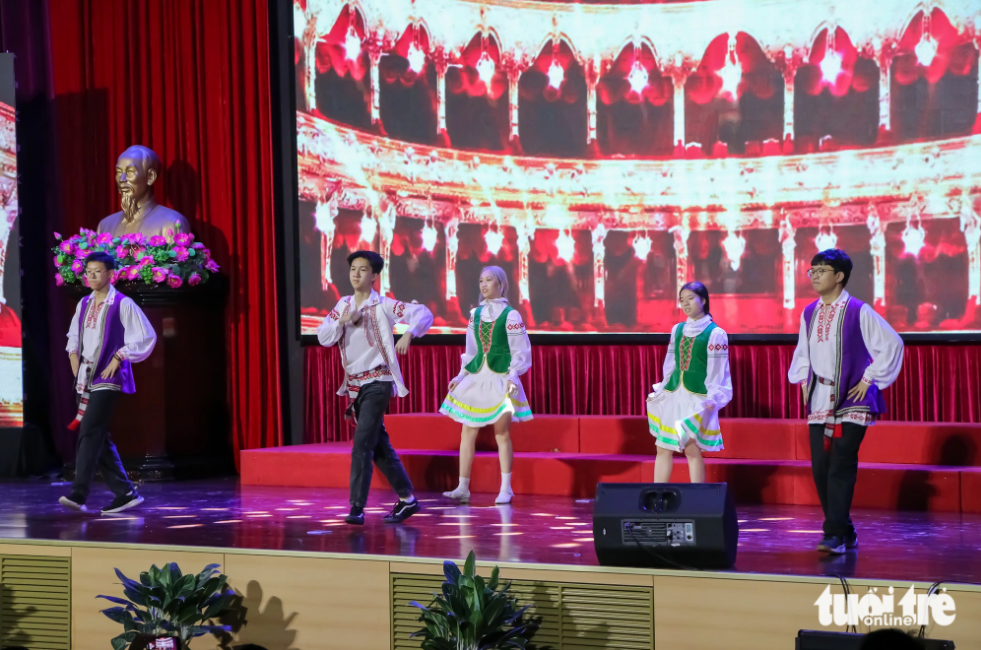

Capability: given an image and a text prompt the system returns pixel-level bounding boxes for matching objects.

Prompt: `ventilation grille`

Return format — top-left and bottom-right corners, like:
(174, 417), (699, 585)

(391, 573), (652, 649)
(0, 554), (72, 650)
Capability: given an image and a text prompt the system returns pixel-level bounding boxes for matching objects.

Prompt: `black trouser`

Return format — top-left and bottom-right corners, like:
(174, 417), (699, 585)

(809, 422), (867, 538)
(71, 390), (134, 503)
(349, 381), (414, 508)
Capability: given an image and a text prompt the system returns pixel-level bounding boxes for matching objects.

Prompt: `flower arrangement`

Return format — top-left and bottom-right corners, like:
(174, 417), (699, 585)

(52, 229), (219, 289)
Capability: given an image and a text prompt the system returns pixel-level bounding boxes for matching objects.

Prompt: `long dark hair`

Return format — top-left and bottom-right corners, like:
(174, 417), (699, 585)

(680, 281), (710, 317)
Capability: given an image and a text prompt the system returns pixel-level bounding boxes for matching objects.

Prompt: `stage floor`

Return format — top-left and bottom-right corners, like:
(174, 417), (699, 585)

(2, 478), (980, 585)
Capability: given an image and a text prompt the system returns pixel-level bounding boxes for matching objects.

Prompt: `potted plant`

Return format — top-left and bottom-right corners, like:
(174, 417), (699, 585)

(411, 550), (540, 649)
(97, 562), (235, 650)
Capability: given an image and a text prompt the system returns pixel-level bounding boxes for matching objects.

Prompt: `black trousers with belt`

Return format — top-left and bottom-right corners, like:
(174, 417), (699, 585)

(348, 381), (414, 508)
(71, 390), (134, 503)
(808, 422), (867, 538)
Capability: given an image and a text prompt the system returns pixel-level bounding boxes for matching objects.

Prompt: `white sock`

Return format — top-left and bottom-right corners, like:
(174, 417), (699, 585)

(500, 472), (512, 493)
(458, 477), (470, 490)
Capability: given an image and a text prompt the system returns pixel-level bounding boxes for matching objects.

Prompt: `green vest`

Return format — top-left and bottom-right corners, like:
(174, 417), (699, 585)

(464, 306), (513, 374)
(663, 321), (717, 396)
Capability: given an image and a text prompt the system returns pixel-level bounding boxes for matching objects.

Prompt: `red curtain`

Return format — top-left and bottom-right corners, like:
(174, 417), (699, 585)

(48, 0), (282, 462)
(305, 343), (981, 443)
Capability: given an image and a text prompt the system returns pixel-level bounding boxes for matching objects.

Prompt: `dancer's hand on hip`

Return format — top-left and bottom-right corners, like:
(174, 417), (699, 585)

(101, 357), (121, 379)
(448, 378), (460, 392)
(395, 332), (413, 355)
(846, 379), (871, 403)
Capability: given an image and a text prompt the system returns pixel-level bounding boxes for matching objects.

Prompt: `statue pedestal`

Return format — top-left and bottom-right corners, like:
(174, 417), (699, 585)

(64, 278), (232, 480)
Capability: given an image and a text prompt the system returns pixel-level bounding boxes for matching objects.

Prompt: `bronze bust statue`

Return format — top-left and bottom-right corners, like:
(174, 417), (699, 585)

(97, 146), (190, 243)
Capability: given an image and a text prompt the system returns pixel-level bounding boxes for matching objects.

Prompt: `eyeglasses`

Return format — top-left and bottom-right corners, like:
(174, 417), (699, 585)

(807, 268), (834, 279)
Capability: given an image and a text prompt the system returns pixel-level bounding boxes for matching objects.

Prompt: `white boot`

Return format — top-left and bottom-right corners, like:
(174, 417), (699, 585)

(496, 473), (514, 504)
(495, 487), (514, 505)
(443, 478), (471, 502)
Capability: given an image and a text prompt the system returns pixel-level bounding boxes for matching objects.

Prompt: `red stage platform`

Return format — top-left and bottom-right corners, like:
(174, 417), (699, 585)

(241, 416), (981, 513)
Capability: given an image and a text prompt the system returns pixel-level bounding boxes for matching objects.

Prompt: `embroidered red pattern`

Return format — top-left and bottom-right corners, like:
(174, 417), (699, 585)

(348, 367), (392, 383)
(84, 301), (105, 330)
(506, 322), (525, 332)
(679, 336), (695, 371)
(478, 319), (496, 355)
(393, 301), (406, 319)
(328, 309), (339, 320)
(815, 303), (839, 343)
(707, 343), (728, 352)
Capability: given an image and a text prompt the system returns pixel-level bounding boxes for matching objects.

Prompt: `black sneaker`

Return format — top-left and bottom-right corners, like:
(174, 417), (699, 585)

(101, 491), (144, 515)
(817, 535), (846, 554)
(845, 531), (859, 549)
(345, 505), (365, 525)
(383, 498), (420, 524)
(59, 494), (87, 512)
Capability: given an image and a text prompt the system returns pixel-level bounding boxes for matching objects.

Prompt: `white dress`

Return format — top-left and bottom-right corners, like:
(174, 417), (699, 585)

(647, 315), (733, 452)
(439, 298), (533, 426)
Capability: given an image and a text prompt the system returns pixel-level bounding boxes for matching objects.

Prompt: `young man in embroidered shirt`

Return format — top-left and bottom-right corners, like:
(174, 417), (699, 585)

(317, 250), (434, 525)
(60, 252), (157, 514)
(788, 249), (903, 555)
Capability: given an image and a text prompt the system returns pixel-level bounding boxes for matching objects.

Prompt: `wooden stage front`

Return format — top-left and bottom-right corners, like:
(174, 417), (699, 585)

(1, 479), (979, 650)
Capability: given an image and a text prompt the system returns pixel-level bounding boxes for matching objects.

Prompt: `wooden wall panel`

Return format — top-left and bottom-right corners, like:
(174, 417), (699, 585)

(222, 553), (391, 650)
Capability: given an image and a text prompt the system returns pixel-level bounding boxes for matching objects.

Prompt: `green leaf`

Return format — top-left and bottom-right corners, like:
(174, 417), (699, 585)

(101, 607), (134, 625)
(110, 633), (133, 650)
(488, 566), (500, 591)
(464, 551), (476, 577)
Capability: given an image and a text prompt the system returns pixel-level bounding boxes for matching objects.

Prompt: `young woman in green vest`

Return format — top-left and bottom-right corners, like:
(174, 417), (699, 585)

(440, 266), (533, 504)
(647, 281), (733, 483)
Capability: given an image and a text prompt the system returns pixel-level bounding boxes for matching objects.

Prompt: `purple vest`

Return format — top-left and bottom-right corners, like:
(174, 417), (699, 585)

(77, 291), (136, 394)
(802, 296), (887, 419)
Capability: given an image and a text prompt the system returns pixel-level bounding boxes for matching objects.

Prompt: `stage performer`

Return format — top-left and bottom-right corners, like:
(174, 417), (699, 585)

(317, 250), (433, 525)
(60, 252), (156, 514)
(789, 249), (903, 555)
(440, 266), (532, 505)
(647, 281), (732, 484)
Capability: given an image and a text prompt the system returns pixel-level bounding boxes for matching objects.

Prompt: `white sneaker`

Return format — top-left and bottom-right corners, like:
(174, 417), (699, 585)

(495, 488), (514, 505)
(442, 486), (470, 502)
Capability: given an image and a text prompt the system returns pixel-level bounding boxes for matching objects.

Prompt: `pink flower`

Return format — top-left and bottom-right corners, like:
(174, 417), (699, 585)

(75, 248), (89, 260)
(172, 246), (189, 262)
(71, 260), (84, 274)
(55, 273), (64, 287)
(82, 276), (90, 287)
(137, 254), (154, 266)
(152, 267), (169, 283)
(167, 275), (183, 289)
(127, 266), (142, 281)
(52, 255), (60, 268)
(188, 272), (202, 286)
(174, 233), (194, 246)
(204, 259), (220, 273)
(110, 272), (118, 285)
(129, 233), (146, 245)
(115, 245), (129, 259)
(54, 232), (62, 240)
(131, 246), (145, 259)
(191, 242), (205, 250)
(148, 235), (167, 247)
(59, 241), (73, 253)
(96, 232), (113, 246)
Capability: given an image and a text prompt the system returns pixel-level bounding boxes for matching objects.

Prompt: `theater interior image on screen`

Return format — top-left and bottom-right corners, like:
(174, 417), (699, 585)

(294, 0), (981, 335)
(0, 53), (19, 425)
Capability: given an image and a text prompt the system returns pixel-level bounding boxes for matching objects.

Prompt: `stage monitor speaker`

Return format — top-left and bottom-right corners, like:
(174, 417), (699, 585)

(592, 482), (738, 570)
(796, 630), (954, 649)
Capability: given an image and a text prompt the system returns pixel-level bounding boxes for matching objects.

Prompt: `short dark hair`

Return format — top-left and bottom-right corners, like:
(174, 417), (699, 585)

(84, 251), (116, 271)
(680, 281), (710, 317)
(347, 250), (384, 274)
(858, 628), (925, 650)
(811, 249), (852, 288)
